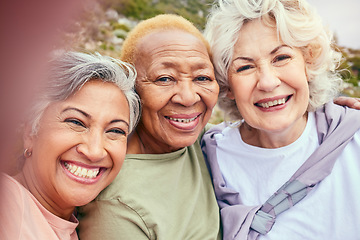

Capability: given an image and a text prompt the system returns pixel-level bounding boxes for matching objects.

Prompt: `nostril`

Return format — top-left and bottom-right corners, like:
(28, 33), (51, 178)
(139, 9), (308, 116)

(172, 91), (201, 107)
(76, 143), (106, 162)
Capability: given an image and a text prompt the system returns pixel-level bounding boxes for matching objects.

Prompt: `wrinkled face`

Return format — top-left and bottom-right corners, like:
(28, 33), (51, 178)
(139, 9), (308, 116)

(23, 81), (130, 216)
(227, 19), (309, 137)
(134, 30), (219, 153)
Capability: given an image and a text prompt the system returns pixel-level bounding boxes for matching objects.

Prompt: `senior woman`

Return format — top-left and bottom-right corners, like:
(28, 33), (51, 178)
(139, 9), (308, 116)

(0, 51), (140, 239)
(77, 14), (222, 240)
(201, 0), (360, 239)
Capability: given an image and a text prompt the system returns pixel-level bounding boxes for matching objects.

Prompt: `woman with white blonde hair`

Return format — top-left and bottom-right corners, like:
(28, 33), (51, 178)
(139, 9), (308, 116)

(202, 0), (360, 239)
(77, 14), (222, 240)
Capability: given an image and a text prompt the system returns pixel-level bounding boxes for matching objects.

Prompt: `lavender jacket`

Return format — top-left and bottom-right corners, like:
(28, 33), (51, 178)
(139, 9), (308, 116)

(201, 102), (360, 240)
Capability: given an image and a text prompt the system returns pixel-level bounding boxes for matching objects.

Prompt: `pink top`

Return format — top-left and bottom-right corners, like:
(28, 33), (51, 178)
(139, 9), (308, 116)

(0, 173), (79, 240)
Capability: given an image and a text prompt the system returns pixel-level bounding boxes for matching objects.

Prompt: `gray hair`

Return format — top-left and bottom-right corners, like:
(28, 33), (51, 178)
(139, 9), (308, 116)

(204, 0), (343, 121)
(28, 51), (140, 134)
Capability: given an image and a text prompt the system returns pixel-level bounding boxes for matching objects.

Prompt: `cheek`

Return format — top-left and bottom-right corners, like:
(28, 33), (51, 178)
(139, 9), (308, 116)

(229, 78), (253, 102)
(140, 101), (163, 119)
(33, 131), (63, 155)
(291, 71), (309, 94)
(204, 92), (218, 110)
(112, 156), (125, 170)
(33, 131), (81, 172)
(201, 83), (220, 108)
(287, 59), (308, 83)
(140, 89), (172, 112)
(109, 143), (127, 168)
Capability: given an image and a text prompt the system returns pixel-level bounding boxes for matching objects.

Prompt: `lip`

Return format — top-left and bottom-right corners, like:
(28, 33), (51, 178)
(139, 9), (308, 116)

(165, 112), (202, 131)
(61, 160), (107, 184)
(255, 95), (292, 111)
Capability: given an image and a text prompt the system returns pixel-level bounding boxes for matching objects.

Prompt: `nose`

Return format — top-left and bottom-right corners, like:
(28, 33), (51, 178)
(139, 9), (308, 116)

(76, 131), (107, 162)
(256, 65), (281, 92)
(171, 81), (201, 106)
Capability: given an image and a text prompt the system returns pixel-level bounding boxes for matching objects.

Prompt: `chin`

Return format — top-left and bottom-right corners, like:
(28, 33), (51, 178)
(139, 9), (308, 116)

(73, 196), (97, 207)
(173, 138), (198, 149)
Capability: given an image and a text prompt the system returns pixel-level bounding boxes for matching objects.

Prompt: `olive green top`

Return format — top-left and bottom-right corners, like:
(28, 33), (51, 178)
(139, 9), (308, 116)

(77, 137), (221, 240)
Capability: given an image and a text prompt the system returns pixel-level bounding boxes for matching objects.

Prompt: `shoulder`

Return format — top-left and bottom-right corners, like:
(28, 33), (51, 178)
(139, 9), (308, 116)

(201, 121), (240, 145)
(319, 101), (360, 124)
(347, 128), (360, 147)
(1, 174), (25, 207)
(0, 174), (26, 239)
(203, 122), (227, 138)
(199, 122), (230, 140)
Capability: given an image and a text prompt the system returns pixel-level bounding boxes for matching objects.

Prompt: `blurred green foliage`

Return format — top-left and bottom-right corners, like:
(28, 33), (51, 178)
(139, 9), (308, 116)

(339, 48), (360, 97)
(62, 0), (360, 107)
(100, 0), (213, 29)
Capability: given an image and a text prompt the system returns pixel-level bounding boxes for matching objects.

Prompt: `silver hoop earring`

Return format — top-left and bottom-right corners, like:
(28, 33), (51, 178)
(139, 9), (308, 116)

(24, 148), (32, 158)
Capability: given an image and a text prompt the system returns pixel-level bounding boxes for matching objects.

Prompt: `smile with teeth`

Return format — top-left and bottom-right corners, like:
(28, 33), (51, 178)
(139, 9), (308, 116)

(256, 96), (290, 108)
(64, 162), (100, 179)
(166, 115), (199, 123)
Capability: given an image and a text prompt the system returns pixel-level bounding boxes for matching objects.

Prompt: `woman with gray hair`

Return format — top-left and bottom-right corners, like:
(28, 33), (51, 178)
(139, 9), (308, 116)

(0, 51), (140, 239)
(201, 0), (360, 239)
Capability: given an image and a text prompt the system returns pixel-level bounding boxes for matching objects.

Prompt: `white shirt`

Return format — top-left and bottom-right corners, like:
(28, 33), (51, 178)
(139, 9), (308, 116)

(215, 112), (360, 240)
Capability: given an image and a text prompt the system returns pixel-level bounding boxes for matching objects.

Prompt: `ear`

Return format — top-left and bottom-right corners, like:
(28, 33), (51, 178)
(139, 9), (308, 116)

(304, 44), (320, 83)
(304, 43), (321, 65)
(226, 88), (235, 100)
(23, 124), (34, 151)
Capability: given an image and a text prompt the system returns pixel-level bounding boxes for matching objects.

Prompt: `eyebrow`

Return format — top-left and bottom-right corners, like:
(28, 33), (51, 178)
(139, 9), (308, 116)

(233, 56), (254, 62)
(62, 107), (90, 118)
(110, 119), (129, 127)
(62, 107), (129, 127)
(270, 44), (292, 55)
(232, 44), (292, 63)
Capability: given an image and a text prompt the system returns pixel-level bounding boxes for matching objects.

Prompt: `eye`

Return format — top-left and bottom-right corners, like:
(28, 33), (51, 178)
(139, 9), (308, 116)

(107, 128), (126, 136)
(272, 54), (291, 66)
(106, 127), (128, 140)
(237, 65), (254, 73)
(153, 76), (176, 86)
(64, 118), (85, 128)
(155, 76), (172, 83)
(195, 76), (212, 82)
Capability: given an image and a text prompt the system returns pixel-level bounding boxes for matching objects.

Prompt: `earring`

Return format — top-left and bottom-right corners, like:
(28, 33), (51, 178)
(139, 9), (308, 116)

(24, 148), (32, 158)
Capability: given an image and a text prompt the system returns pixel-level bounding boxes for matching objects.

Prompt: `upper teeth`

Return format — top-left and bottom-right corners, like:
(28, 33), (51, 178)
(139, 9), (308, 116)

(168, 116), (198, 123)
(64, 162), (99, 179)
(258, 97), (286, 108)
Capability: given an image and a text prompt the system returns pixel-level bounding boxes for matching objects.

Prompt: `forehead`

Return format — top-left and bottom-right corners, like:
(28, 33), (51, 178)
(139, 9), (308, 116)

(234, 19), (281, 52)
(58, 81), (129, 113)
(136, 29), (209, 60)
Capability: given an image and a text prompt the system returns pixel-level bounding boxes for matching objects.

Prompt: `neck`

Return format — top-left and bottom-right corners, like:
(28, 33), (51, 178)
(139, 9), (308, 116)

(127, 125), (179, 154)
(14, 168), (74, 220)
(240, 113), (308, 149)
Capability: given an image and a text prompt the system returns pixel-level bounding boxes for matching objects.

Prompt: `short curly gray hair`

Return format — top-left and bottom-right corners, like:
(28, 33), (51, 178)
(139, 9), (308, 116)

(28, 51), (141, 134)
(204, 0), (343, 121)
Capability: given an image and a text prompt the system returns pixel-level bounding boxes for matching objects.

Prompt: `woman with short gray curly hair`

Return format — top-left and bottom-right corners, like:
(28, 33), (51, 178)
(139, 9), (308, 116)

(28, 51), (140, 135)
(201, 0), (360, 239)
(0, 51), (140, 240)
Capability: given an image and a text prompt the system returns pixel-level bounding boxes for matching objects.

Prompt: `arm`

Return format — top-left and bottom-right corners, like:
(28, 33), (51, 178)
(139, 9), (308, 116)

(77, 199), (151, 240)
(334, 96), (360, 109)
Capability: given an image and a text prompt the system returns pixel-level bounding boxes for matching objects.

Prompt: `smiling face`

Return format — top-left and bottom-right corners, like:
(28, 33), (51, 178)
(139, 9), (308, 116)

(21, 81), (130, 219)
(227, 19), (309, 148)
(133, 30), (219, 153)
